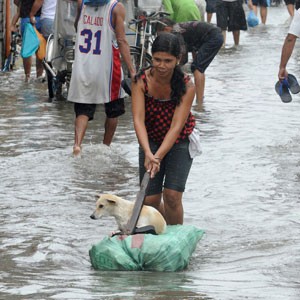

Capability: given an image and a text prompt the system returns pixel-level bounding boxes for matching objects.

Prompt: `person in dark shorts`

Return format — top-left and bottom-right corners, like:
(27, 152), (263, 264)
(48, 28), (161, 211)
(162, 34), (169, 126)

(156, 18), (223, 103)
(132, 32), (201, 225)
(215, 0), (247, 46)
(73, 100), (125, 146)
(248, 0), (268, 24)
(68, 0), (135, 156)
(205, 0), (217, 22)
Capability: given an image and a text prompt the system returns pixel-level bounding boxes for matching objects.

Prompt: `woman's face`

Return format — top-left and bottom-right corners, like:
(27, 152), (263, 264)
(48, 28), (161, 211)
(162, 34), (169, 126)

(152, 51), (178, 77)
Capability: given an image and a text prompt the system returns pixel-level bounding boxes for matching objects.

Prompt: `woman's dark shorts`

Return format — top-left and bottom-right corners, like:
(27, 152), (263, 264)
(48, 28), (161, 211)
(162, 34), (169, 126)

(74, 98), (125, 121)
(216, 0), (247, 32)
(191, 28), (223, 73)
(139, 139), (193, 196)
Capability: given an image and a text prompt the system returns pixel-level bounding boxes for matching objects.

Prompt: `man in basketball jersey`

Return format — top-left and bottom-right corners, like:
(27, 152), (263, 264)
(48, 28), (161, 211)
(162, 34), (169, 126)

(68, 0), (135, 156)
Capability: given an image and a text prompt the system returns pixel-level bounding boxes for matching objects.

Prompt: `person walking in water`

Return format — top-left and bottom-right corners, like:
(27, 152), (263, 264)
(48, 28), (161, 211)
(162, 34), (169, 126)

(156, 18), (223, 103)
(68, 0), (135, 156)
(10, 0), (44, 82)
(278, 9), (300, 81)
(131, 32), (201, 225)
(30, 0), (57, 40)
(205, 0), (217, 23)
(215, 0), (247, 47)
(247, 0), (269, 25)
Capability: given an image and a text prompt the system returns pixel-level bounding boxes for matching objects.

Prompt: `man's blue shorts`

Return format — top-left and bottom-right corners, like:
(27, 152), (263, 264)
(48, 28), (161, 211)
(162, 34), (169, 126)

(41, 18), (54, 40)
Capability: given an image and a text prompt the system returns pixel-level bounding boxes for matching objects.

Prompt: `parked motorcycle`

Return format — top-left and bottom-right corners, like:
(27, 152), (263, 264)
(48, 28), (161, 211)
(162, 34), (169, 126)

(43, 0), (77, 99)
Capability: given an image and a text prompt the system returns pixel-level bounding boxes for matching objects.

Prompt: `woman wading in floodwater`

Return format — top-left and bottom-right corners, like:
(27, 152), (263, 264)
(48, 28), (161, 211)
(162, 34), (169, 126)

(131, 32), (201, 225)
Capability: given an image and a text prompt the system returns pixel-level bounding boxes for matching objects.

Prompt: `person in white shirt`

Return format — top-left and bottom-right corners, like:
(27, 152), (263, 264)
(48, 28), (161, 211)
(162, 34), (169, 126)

(30, 0), (57, 39)
(278, 9), (300, 82)
(68, 0), (135, 156)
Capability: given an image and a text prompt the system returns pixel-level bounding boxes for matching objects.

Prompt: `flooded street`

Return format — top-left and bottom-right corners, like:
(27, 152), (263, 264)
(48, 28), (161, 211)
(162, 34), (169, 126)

(1, 5), (300, 300)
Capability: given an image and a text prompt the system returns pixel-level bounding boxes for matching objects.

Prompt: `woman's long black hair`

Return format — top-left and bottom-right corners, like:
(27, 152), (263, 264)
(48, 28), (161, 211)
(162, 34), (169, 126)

(151, 32), (186, 105)
(135, 32), (187, 105)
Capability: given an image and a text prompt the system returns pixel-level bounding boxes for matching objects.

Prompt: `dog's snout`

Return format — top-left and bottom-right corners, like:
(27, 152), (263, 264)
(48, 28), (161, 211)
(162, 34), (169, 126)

(90, 214), (96, 220)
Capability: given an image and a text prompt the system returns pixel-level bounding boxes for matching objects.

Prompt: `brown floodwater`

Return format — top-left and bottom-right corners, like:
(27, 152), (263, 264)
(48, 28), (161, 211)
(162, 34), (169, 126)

(0, 5), (299, 300)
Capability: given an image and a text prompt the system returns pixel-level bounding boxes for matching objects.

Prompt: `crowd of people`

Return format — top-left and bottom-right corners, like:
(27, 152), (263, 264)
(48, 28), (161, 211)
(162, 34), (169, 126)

(7, 0), (299, 225)
(9, 0), (284, 84)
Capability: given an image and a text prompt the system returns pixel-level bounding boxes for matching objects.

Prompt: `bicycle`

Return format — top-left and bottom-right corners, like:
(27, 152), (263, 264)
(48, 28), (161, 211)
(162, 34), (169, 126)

(122, 10), (169, 95)
(2, 32), (21, 72)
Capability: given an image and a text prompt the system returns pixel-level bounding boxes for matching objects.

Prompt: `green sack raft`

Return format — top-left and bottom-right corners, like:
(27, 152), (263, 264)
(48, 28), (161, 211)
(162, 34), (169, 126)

(89, 225), (204, 272)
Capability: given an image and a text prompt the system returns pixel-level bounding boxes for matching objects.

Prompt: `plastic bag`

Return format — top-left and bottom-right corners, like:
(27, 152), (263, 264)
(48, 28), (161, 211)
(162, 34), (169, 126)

(188, 128), (202, 159)
(34, 27), (47, 60)
(89, 225), (205, 272)
(247, 10), (259, 27)
(21, 23), (40, 58)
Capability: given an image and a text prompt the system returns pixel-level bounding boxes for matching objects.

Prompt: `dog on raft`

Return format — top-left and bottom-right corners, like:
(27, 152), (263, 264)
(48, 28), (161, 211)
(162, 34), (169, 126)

(90, 194), (166, 234)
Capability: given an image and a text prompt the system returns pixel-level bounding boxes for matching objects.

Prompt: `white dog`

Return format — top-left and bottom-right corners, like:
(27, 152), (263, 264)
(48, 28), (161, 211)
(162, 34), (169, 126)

(90, 194), (166, 234)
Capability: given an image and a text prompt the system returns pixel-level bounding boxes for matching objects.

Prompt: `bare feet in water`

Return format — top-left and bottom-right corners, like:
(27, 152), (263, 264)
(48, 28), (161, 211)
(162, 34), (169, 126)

(73, 146), (81, 156)
(25, 74), (31, 83)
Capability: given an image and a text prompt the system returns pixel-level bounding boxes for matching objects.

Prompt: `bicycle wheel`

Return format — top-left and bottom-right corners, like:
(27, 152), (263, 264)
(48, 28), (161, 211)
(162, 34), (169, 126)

(46, 66), (55, 99)
(45, 66), (63, 99)
(123, 46), (152, 79)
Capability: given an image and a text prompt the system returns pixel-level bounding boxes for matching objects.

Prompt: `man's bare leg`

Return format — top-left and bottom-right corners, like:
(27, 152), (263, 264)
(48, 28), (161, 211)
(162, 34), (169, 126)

(194, 69), (205, 103)
(233, 30), (240, 46)
(221, 30), (226, 47)
(103, 117), (118, 146)
(253, 5), (258, 15)
(36, 58), (44, 78)
(207, 12), (213, 23)
(23, 57), (32, 82)
(73, 115), (89, 156)
(260, 6), (267, 24)
(286, 4), (294, 17)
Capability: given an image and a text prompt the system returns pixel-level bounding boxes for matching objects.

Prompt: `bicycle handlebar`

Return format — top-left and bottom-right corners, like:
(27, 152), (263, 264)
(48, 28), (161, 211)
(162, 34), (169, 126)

(129, 11), (170, 25)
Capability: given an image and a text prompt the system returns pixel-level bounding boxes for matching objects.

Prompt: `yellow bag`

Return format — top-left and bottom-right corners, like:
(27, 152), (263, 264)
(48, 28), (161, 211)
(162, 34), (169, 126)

(33, 27), (47, 60)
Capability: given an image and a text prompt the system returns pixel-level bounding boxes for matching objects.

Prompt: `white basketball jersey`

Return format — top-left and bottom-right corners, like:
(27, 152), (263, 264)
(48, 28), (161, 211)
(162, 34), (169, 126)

(68, 0), (125, 104)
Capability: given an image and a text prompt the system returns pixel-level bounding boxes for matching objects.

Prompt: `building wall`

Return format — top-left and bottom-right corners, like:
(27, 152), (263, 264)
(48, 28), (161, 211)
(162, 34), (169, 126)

(0, 0), (18, 70)
(0, 0), (4, 67)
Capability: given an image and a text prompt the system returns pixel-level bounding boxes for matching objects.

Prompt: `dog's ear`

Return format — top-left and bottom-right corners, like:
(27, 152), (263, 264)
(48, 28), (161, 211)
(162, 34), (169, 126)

(106, 198), (117, 205)
(95, 194), (101, 200)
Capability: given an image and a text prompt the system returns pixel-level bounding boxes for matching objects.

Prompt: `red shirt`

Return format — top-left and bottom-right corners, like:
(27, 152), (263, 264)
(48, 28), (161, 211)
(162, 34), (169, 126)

(141, 70), (195, 144)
